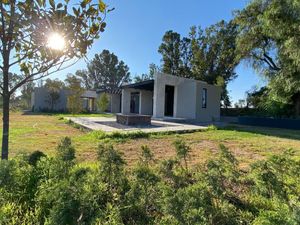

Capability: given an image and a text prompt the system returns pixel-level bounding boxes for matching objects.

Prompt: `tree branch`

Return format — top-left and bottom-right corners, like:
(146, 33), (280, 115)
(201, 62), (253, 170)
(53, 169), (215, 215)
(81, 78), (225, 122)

(263, 53), (280, 71)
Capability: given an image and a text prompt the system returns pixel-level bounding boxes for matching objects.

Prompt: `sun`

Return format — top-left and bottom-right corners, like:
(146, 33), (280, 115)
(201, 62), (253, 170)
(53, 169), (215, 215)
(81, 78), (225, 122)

(47, 32), (65, 50)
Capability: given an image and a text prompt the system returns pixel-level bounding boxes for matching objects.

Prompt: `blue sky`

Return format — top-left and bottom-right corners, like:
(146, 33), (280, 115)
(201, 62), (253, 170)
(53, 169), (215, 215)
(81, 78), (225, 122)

(53, 0), (265, 104)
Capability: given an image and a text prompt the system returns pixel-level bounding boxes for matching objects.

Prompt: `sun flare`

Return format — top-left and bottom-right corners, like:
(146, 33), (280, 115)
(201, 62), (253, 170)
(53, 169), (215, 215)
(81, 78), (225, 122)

(47, 32), (65, 50)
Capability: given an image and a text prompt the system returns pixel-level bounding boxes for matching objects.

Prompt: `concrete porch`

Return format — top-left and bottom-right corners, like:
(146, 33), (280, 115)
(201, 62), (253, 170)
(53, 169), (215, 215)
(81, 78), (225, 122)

(66, 116), (208, 133)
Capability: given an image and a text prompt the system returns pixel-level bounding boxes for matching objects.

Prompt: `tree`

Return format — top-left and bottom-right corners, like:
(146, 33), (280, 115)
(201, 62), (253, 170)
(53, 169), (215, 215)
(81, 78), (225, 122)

(158, 31), (184, 76)
(234, 99), (246, 109)
(76, 50), (131, 90)
(234, 0), (300, 117)
(20, 81), (35, 109)
(133, 63), (160, 83)
(44, 78), (65, 111)
(65, 75), (84, 114)
(158, 22), (239, 107)
(245, 86), (267, 109)
(0, 0), (108, 159)
(189, 21), (239, 107)
(97, 92), (109, 112)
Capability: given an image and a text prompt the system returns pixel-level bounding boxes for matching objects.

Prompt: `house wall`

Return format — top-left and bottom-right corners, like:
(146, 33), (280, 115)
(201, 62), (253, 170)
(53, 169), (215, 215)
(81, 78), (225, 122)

(121, 88), (153, 115)
(32, 87), (98, 112)
(175, 79), (197, 119)
(152, 73), (220, 122)
(140, 90), (153, 115)
(31, 87), (68, 112)
(195, 82), (221, 122)
(121, 88), (135, 114)
(110, 93), (121, 113)
(153, 73), (197, 119)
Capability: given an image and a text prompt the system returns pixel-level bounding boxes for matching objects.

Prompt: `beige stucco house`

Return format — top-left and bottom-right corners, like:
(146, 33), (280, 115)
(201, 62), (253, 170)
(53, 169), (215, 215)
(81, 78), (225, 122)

(120, 73), (221, 122)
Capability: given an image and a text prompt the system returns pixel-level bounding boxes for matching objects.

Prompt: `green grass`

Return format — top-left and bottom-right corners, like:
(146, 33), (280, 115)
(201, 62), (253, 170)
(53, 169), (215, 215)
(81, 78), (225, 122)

(2, 112), (300, 167)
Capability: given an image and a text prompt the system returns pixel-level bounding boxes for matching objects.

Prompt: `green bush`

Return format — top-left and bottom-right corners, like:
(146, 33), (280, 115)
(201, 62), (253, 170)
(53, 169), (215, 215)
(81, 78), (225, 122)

(97, 93), (109, 112)
(0, 138), (299, 224)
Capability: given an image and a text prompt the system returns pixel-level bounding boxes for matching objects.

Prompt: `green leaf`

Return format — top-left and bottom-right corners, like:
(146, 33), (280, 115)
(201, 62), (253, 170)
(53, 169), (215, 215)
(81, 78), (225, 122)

(98, 0), (106, 13)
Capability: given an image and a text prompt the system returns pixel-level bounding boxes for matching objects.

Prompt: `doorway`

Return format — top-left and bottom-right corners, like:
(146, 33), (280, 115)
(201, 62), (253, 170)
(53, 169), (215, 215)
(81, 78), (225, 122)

(130, 92), (140, 114)
(164, 85), (174, 117)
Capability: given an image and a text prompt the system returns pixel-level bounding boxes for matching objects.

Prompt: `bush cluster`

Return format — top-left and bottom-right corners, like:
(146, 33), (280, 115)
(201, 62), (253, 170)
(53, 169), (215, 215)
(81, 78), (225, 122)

(0, 137), (299, 224)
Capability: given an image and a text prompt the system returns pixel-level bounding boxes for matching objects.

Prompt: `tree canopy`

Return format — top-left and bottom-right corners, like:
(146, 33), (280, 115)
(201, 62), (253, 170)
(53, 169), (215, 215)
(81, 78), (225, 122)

(76, 50), (131, 90)
(234, 0), (300, 116)
(158, 21), (239, 107)
(133, 63), (160, 83)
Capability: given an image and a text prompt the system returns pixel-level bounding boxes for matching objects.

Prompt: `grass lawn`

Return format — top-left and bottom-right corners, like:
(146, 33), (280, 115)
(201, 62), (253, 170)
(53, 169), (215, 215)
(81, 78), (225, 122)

(2, 111), (300, 168)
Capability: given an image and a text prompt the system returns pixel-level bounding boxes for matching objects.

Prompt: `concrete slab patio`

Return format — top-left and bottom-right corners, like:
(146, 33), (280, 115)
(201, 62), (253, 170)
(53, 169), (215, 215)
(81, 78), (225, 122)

(65, 116), (212, 133)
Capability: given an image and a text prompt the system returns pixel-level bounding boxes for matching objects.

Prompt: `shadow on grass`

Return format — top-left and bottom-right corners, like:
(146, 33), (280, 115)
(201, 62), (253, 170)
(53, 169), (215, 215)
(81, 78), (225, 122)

(221, 124), (300, 141)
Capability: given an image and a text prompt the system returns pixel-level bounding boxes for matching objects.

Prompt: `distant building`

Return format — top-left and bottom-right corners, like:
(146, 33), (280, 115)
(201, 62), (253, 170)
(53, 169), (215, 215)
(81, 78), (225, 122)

(31, 88), (97, 112)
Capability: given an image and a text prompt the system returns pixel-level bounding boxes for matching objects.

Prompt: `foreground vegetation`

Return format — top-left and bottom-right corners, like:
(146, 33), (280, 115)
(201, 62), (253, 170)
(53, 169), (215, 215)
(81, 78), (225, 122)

(2, 112), (300, 168)
(0, 137), (299, 224)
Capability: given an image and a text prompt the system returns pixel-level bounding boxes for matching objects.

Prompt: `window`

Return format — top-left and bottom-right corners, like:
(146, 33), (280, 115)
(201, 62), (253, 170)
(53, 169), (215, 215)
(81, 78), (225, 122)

(202, 88), (207, 108)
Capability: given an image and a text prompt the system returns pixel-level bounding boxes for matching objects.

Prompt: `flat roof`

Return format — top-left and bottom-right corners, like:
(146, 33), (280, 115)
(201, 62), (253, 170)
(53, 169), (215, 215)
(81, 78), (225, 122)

(97, 88), (122, 95)
(121, 79), (154, 91)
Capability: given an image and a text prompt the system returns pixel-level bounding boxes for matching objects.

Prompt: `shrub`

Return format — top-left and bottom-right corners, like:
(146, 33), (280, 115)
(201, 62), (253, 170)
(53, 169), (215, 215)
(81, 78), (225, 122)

(56, 137), (76, 162)
(97, 93), (109, 112)
(0, 138), (300, 224)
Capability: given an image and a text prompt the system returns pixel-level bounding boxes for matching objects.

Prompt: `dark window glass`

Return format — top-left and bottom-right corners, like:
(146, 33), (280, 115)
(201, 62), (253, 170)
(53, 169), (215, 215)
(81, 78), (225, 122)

(202, 88), (207, 108)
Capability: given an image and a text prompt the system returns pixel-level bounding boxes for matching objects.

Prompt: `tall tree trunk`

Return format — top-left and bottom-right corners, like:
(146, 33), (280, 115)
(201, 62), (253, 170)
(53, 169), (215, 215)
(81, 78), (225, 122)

(2, 93), (9, 160)
(1, 68), (10, 160)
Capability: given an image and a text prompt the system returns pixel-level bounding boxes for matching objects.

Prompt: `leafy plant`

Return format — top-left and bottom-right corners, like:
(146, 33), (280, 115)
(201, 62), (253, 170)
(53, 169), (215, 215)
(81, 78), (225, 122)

(97, 93), (110, 112)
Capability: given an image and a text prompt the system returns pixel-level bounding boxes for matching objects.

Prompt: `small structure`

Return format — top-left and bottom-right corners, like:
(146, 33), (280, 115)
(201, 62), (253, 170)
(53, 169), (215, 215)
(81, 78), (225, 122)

(31, 87), (98, 112)
(119, 73), (221, 123)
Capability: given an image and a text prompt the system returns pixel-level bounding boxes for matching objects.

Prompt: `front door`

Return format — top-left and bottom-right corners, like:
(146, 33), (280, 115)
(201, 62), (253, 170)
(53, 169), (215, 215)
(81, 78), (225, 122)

(164, 85), (174, 117)
(130, 92), (140, 114)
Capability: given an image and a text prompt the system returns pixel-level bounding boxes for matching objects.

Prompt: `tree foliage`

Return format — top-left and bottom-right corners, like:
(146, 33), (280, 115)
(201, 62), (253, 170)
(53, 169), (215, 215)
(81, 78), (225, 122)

(0, 0), (109, 159)
(234, 0), (300, 117)
(133, 63), (160, 82)
(158, 21), (238, 107)
(44, 78), (65, 111)
(76, 49), (131, 90)
(20, 81), (35, 109)
(158, 31), (192, 78)
(97, 92), (109, 112)
(65, 75), (84, 114)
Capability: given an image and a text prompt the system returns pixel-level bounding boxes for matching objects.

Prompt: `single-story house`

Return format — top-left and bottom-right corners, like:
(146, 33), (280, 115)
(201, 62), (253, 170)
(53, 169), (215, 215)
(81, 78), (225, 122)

(31, 73), (221, 122)
(120, 73), (221, 122)
(31, 88), (98, 112)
